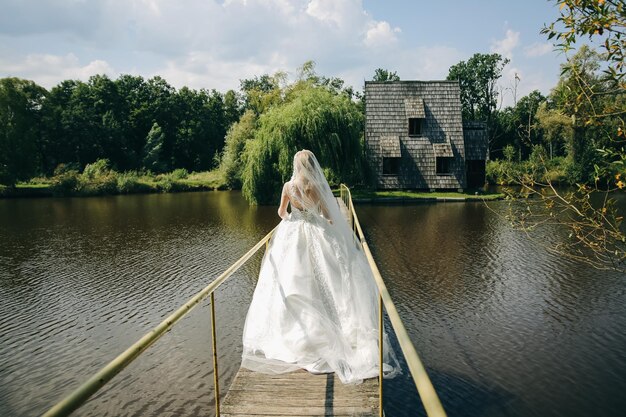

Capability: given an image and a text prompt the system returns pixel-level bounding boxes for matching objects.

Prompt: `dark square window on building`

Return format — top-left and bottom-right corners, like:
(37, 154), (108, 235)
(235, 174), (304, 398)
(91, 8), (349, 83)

(382, 157), (401, 175)
(408, 118), (422, 136)
(436, 157), (453, 175)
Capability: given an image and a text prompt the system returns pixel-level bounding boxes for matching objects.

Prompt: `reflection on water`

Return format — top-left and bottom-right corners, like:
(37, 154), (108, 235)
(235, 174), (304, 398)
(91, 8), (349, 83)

(358, 202), (626, 417)
(0, 193), (624, 416)
(0, 192), (276, 417)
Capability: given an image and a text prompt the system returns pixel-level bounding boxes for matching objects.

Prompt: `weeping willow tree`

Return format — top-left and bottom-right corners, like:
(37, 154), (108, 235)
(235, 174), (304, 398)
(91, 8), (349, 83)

(221, 110), (257, 188)
(242, 85), (364, 205)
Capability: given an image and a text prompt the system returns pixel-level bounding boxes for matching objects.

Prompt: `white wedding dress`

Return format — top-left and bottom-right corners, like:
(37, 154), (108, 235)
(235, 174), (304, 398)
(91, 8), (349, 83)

(241, 151), (399, 384)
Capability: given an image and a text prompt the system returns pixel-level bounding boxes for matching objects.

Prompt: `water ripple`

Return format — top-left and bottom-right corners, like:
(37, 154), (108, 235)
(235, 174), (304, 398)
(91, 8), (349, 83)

(1, 195), (625, 417)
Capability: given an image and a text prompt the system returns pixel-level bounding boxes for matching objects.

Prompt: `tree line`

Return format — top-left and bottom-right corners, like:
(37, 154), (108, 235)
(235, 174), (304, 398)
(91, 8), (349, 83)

(0, 74), (241, 185)
(2, 51), (622, 189)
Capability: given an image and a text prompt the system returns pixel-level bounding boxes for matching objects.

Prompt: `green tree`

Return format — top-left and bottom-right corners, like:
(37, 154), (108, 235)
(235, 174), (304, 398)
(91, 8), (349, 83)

(0, 78), (47, 185)
(223, 89), (242, 129)
(372, 68), (400, 82)
(115, 74), (152, 170)
(172, 87), (212, 170)
(242, 85), (364, 204)
(447, 53), (510, 152)
(296, 61), (351, 96)
(142, 122), (166, 173)
(514, 90), (546, 158)
(239, 73), (285, 115)
(86, 75), (125, 169)
(447, 53), (509, 121)
(60, 80), (101, 168)
(488, 91), (545, 160)
(503, 144), (516, 162)
(550, 46), (611, 182)
(220, 110), (257, 188)
(40, 76), (122, 170)
(143, 76), (177, 171)
(535, 102), (573, 159)
(6, 72), (242, 179)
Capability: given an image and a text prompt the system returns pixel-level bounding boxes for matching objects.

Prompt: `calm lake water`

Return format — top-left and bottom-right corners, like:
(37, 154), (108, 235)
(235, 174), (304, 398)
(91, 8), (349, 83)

(0, 191), (624, 417)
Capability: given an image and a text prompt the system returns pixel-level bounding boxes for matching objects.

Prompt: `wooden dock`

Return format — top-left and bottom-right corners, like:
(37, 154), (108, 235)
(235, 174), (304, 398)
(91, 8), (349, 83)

(221, 367), (379, 416)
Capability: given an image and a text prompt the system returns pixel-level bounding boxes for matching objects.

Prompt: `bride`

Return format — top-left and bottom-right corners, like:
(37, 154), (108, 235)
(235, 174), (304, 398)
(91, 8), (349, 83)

(241, 150), (399, 384)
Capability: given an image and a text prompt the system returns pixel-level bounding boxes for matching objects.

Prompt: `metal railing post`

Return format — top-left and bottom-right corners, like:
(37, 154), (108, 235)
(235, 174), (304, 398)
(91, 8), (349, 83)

(210, 292), (220, 417)
(378, 294), (384, 417)
(352, 201), (356, 235)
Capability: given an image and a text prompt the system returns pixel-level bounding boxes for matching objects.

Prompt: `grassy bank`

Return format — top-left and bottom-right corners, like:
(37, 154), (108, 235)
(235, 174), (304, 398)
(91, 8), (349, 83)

(0, 162), (228, 198)
(335, 189), (503, 202)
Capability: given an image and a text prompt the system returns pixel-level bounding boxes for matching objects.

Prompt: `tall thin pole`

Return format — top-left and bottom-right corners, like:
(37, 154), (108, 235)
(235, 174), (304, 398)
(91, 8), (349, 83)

(210, 293), (220, 417)
(379, 294), (384, 417)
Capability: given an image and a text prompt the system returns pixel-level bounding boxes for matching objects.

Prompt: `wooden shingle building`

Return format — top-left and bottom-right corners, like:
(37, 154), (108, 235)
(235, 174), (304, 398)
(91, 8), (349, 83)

(365, 81), (488, 190)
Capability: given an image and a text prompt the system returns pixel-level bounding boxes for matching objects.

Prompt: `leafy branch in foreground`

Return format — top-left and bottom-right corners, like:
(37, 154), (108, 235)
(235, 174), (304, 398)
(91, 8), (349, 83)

(495, 1), (626, 271)
(542, 0), (626, 83)
(501, 160), (626, 271)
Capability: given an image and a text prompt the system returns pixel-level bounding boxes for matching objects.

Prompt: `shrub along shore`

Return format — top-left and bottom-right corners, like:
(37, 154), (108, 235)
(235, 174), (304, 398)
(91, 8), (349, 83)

(0, 158), (503, 201)
(0, 159), (227, 198)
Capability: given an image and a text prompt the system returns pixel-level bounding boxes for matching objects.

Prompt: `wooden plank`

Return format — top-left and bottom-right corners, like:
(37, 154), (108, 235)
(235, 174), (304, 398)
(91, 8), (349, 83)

(220, 413), (370, 417)
(228, 380), (377, 394)
(224, 391), (377, 406)
(221, 367), (379, 417)
(221, 402), (378, 414)
(220, 413), (371, 417)
(220, 413), (369, 417)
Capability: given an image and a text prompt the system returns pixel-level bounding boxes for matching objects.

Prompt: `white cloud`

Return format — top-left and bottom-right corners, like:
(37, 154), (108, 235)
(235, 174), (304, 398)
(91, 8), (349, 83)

(524, 42), (553, 57)
(497, 65), (522, 108)
(306, 0), (367, 29)
(488, 27), (558, 107)
(135, 0), (162, 16)
(491, 29), (520, 60)
(335, 44), (463, 92)
(0, 0), (488, 94)
(156, 51), (288, 91)
(364, 21), (400, 48)
(495, 63), (557, 108)
(0, 53), (115, 88)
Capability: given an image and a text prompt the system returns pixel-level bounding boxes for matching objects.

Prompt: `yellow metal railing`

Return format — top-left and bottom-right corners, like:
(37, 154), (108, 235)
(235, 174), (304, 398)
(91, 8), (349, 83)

(43, 186), (445, 417)
(340, 184), (447, 417)
(42, 228), (276, 417)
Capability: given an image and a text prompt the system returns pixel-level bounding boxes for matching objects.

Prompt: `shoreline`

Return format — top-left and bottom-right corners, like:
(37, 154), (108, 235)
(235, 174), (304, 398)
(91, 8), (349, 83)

(0, 183), (226, 199)
(343, 189), (504, 203)
(1, 185), (504, 202)
(352, 195), (503, 204)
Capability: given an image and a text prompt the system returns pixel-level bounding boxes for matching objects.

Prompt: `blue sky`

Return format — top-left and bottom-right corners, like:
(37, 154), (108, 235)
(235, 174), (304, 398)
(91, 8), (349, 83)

(0, 0), (567, 107)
